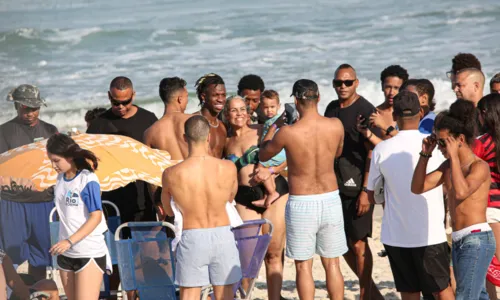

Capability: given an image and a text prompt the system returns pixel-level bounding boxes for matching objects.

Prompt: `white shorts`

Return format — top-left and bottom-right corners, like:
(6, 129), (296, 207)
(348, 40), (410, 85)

(285, 190), (348, 260)
(487, 207), (500, 223)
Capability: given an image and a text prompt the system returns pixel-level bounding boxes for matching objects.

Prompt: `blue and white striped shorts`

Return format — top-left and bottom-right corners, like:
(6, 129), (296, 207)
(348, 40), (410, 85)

(285, 190), (348, 260)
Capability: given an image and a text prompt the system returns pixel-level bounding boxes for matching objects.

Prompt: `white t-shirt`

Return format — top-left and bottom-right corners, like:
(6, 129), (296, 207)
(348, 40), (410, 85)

(367, 130), (446, 247)
(54, 169), (108, 258)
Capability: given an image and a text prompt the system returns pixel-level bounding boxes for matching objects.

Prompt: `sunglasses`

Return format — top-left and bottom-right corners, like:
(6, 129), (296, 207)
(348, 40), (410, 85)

(110, 97), (133, 107)
(333, 79), (356, 88)
(437, 138), (446, 148)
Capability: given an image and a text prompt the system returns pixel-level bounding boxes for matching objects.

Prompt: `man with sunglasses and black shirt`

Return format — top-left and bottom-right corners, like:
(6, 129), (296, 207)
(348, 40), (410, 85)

(325, 64), (384, 300)
(87, 76), (158, 220)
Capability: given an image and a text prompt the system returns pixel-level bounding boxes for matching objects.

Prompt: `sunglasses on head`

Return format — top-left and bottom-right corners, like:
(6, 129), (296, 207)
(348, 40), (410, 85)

(333, 79), (356, 88)
(110, 97), (133, 107)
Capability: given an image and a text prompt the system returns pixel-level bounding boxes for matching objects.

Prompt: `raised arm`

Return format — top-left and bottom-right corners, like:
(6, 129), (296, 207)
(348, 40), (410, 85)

(411, 134), (447, 194)
(259, 126), (287, 162)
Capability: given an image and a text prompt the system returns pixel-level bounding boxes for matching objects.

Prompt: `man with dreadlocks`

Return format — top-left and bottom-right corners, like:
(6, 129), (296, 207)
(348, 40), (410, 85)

(194, 73), (228, 158)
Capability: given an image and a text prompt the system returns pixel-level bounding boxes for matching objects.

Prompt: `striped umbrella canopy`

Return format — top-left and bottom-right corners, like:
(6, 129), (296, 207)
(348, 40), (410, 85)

(0, 134), (180, 191)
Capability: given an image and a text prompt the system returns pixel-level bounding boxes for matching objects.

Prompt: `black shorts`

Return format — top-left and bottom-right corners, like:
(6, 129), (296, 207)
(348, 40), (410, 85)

(234, 175), (289, 214)
(57, 255), (106, 274)
(340, 195), (374, 241)
(384, 242), (450, 294)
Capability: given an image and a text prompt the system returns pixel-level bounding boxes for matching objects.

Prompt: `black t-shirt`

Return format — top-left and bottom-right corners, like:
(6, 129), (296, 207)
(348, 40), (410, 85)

(0, 117), (58, 154)
(324, 96), (380, 198)
(86, 106), (157, 142)
(86, 106), (158, 219)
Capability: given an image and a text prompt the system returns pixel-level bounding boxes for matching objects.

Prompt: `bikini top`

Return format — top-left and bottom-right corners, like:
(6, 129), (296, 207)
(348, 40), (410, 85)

(226, 145), (260, 172)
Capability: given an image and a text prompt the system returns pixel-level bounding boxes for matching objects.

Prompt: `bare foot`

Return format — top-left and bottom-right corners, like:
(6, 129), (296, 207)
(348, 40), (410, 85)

(251, 197), (267, 208)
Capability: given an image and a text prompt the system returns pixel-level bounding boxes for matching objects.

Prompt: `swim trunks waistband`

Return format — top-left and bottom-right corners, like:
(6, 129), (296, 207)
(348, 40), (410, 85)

(451, 222), (491, 242)
(182, 225), (232, 233)
(289, 190), (340, 201)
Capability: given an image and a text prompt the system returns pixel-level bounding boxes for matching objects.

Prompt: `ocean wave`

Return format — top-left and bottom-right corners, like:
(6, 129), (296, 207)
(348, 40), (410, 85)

(0, 27), (102, 46)
(0, 78), (467, 132)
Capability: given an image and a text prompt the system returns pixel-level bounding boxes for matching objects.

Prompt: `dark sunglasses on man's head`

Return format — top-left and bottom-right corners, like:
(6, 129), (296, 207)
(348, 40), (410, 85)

(110, 97), (133, 107)
(333, 79), (356, 88)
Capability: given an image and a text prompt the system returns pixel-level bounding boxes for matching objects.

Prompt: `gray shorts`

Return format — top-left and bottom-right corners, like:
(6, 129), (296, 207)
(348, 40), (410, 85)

(175, 226), (242, 287)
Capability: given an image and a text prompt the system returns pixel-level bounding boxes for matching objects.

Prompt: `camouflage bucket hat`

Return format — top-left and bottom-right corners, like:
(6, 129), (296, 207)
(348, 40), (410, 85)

(6, 84), (47, 108)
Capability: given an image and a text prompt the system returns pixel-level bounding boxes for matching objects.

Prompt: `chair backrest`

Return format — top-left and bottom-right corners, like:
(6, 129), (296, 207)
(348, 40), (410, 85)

(231, 219), (273, 299)
(115, 222), (177, 300)
(102, 200), (121, 265)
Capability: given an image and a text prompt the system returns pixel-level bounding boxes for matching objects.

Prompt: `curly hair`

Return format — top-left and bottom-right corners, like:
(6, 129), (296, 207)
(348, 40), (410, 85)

(405, 79), (436, 112)
(380, 65), (409, 87)
(451, 53), (481, 73)
(84, 107), (107, 123)
(435, 99), (478, 145)
(237, 74), (265, 95)
(194, 73), (225, 105)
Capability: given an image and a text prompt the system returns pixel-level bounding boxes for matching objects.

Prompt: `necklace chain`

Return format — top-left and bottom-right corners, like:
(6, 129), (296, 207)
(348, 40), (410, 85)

(196, 111), (219, 128)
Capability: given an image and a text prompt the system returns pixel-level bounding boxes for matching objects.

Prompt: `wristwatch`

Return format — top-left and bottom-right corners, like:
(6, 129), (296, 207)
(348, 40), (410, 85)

(362, 187), (369, 193)
(385, 126), (395, 136)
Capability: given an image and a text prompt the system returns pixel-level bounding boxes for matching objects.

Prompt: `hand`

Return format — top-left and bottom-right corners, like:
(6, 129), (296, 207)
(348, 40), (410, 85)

(253, 167), (272, 183)
(357, 191), (371, 217)
(444, 136), (460, 158)
(422, 134), (437, 153)
(50, 239), (72, 256)
(273, 111), (287, 128)
(369, 110), (389, 130)
(356, 115), (371, 138)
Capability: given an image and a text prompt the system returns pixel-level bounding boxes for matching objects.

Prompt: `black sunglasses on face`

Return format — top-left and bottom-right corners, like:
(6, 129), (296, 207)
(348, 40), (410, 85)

(437, 139), (446, 148)
(110, 97), (133, 107)
(333, 79), (356, 88)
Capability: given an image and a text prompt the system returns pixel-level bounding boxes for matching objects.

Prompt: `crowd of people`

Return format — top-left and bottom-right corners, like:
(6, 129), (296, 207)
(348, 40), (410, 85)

(1, 52), (500, 300)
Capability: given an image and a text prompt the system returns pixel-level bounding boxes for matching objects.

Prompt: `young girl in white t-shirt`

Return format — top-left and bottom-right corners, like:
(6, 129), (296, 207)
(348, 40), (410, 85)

(46, 133), (108, 300)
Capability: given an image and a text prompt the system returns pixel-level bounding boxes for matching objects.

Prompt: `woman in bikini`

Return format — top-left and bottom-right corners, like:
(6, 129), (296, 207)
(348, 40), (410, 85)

(224, 95), (288, 300)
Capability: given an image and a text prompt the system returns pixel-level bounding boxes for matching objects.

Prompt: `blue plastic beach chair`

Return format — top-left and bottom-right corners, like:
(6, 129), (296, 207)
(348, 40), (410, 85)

(114, 221), (177, 300)
(202, 219), (273, 300)
(48, 200), (122, 298)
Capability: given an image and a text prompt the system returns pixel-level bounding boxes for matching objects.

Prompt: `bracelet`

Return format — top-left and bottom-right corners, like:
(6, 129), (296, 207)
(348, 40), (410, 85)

(419, 151), (432, 158)
(66, 238), (74, 248)
(269, 167), (275, 174)
(367, 131), (373, 139)
(271, 124), (278, 130)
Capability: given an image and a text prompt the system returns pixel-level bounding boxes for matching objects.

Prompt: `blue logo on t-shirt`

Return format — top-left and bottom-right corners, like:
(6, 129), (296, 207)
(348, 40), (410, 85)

(65, 190), (80, 206)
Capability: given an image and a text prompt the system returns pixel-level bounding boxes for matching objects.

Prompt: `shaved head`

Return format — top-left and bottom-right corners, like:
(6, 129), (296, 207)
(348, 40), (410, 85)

(454, 68), (485, 105)
(457, 68), (485, 89)
(335, 63), (357, 78)
(184, 115), (210, 143)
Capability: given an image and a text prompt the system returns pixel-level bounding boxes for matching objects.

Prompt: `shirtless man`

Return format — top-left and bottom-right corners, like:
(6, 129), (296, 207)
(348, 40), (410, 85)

(260, 79), (347, 300)
(144, 77), (191, 215)
(194, 73), (228, 158)
(412, 99), (495, 300)
(369, 65), (409, 140)
(144, 77), (191, 160)
(161, 115), (241, 300)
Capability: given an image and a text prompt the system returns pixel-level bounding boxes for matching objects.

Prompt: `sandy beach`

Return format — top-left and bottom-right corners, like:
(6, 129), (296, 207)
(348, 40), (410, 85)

(252, 205), (400, 300)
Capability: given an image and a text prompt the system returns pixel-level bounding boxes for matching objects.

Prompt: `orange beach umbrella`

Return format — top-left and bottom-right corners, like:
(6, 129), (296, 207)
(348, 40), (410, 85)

(0, 134), (180, 191)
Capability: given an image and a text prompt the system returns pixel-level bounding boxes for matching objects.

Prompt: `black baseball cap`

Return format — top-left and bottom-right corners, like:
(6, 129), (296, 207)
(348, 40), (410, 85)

(393, 91), (420, 117)
(290, 79), (319, 100)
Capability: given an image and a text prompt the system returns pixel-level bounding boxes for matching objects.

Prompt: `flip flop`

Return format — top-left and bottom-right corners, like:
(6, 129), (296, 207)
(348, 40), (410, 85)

(487, 257), (500, 286)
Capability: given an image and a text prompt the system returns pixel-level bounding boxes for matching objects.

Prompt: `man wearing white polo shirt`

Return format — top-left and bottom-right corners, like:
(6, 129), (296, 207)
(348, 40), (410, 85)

(366, 91), (454, 300)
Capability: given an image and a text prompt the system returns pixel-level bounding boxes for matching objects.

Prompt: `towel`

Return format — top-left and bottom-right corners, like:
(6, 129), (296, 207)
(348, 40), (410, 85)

(170, 199), (243, 251)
